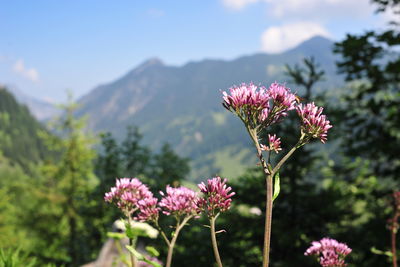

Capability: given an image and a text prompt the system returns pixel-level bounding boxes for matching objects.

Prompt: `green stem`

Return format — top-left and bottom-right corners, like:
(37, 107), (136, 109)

(155, 221), (171, 247)
(127, 216), (137, 267)
(246, 127), (272, 267)
(210, 214), (223, 267)
(166, 216), (192, 267)
(247, 128), (304, 267)
(271, 146), (298, 177)
(262, 173), (273, 267)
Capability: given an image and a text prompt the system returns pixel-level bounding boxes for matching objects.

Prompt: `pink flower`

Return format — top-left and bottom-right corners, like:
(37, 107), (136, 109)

(305, 237), (352, 267)
(222, 82), (298, 128)
(136, 196), (160, 222)
(222, 83), (269, 111)
(198, 177), (235, 217)
(159, 186), (199, 217)
(268, 82), (296, 110)
(261, 134), (282, 153)
(104, 178), (155, 215)
(297, 102), (332, 143)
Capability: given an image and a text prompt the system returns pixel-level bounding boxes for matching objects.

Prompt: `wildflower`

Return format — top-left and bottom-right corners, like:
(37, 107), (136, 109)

(268, 82), (296, 110)
(198, 177), (235, 217)
(261, 134), (282, 153)
(297, 102), (332, 143)
(222, 82), (269, 111)
(104, 178), (155, 215)
(159, 186), (199, 217)
(136, 196), (160, 222)
(305, 237), (352, 267)
(222, 82), (298, 129)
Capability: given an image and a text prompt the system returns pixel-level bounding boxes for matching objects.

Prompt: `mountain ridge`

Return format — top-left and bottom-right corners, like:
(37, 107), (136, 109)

(75, 35), (340, 180)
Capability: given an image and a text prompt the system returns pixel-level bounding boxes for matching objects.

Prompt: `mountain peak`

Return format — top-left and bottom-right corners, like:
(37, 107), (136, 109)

(293, 35), (333, 50)
(129, 57), (165, 76)
(138, 57), (164, 68)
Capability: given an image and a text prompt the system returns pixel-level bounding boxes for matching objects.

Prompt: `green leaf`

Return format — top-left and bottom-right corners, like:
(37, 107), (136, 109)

(107, 232), (126, 240)
(125, 222), (136, 239)
(272, 172), (280, 202)
(145, 246), (160, 257)
(125, 221), (159, 239)
(126, 245), (143, 259)
(370, 247), (393, 258)
(126, 246), (162, 267)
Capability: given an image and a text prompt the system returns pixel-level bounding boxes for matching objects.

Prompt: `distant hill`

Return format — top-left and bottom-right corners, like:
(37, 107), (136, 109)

(0, 87), (50, 171)
(76, 36), (341, 180)
(5, 86), (60, 121)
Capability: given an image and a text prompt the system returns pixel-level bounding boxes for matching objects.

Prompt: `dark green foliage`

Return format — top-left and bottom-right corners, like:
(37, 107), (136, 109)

(0, 87), (50, 171)
(150, 143), (190, 192)
(285, 57), (325, 101)
(333, 2), (400, 180)
(122, 126), (151, 177)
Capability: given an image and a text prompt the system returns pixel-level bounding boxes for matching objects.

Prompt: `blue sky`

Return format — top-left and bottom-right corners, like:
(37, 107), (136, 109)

(0, 0), (391, 102)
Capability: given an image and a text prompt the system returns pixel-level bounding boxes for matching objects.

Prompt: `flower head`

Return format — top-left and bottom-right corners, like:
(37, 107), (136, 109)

(105, 178), (155, 216)
(297, 102), (332, 143)
(222, 82), (269, 111)
(305, 237), (352, 267)
(136, 196), (160, 222)
(159, 186), (199, 217)
(198, 177), (235, 217)
(105, 178), (159, 222)
(268, 82), (297, 110)
(261, 134), (282, 153)
(222, 82), (298, 129)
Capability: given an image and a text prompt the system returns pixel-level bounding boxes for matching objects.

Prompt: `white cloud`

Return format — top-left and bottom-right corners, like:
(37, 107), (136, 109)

(222, 0), (373, 19)
(264, 0), (373, 20)
(221, 0), (260, 10)
(13, 59), (39, 83)
(261, 22), (331, 53)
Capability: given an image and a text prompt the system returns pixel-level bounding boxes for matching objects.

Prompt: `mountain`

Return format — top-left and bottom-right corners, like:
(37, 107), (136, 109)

(6, 86), (60, 121)
(76, 36), (341, 181)
(0, 87), (51, 171)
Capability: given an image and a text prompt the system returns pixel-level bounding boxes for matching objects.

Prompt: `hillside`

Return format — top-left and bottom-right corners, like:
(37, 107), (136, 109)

(76, 36), (341, 180)
(0, 87), (50, 171)
(5, 86), (60, 121)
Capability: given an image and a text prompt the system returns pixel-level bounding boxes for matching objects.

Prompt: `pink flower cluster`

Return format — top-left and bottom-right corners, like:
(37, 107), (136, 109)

(297, 102), (333, 143)
(261, 134), (282, 153)
(136, 196), (159, 222)
(222, 82), (333, 145)
(222, 83), (269, 111)
(159, 186), (199, 217)
(268, 82), (297, 110)
(104, 178), (158, 219)
(222, 82), (296, 127)
(305, 237), (352, 267)
(105, 178), (203, 221)
(198, 177), (235, 217)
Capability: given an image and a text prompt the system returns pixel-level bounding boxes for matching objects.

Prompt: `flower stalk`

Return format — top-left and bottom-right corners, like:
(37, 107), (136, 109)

(198, 177), (235, 267)
(165, 216), (192, 267)
(127, 215), (138, 267)
(388, 191), (400, 267)
(210, 214), (223, 267)
(222, 82), (332, 267)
